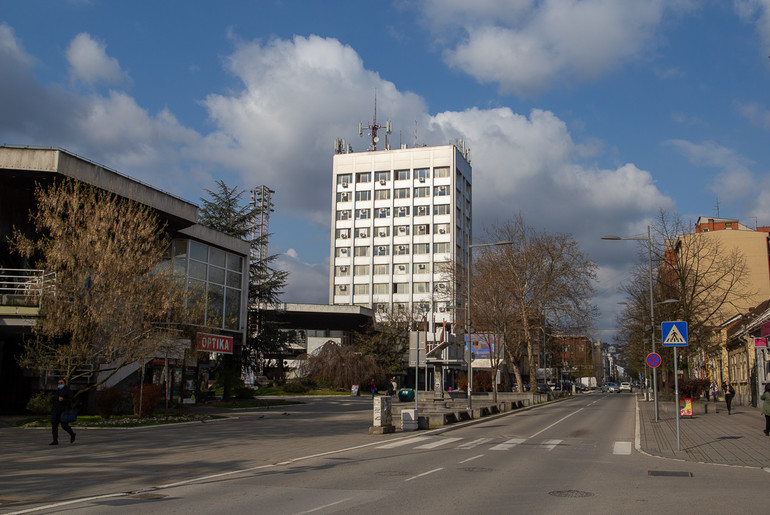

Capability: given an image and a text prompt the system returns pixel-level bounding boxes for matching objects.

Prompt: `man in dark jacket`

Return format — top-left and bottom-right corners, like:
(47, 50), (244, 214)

(50, 379), (76, 445)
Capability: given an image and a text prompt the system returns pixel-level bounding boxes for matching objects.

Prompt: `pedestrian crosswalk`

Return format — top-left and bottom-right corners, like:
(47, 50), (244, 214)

(376, 435), (632, 455)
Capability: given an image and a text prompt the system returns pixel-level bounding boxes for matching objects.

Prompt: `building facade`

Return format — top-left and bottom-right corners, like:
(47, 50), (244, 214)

(0, 146), (250, 410)
(329, 144), (472, 333)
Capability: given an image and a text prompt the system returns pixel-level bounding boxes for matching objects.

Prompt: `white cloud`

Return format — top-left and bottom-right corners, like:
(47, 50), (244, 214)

(422, 0), (672, 95)
(66, 33), (128, 86)
(737, 101), (770, 129)
(666, 139), (756, 202)
(734, 0), (770, 47)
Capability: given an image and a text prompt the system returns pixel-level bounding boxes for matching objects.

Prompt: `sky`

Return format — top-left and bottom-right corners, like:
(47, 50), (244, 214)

(2, 0), (770, 343)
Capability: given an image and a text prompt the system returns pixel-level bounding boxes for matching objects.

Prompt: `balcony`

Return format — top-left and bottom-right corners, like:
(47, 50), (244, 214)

(0, 268), (55, 322)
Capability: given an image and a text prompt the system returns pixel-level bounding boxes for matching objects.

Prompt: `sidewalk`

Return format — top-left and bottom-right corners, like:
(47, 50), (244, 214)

(637, 394), (770, 469)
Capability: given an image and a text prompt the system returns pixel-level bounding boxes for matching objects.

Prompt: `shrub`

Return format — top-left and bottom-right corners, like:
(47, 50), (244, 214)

(26, 391), (52, 415)
(95, 386), (124, 419)
(233, 385), (256, 399)
(679, 378), (711, 399)
(131, 383), (164, 417)
(283, 382), (310, 394)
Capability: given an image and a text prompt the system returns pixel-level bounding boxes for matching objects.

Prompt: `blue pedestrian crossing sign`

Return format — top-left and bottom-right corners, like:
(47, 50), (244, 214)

(662, 321), (688, 347)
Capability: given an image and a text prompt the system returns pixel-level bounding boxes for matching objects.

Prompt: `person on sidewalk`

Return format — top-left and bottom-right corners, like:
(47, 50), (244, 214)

(723, 380), (736, 415)
(370, 378), (377, 398)
(761, 383), (770, 436)
(50, 379), (76, 445)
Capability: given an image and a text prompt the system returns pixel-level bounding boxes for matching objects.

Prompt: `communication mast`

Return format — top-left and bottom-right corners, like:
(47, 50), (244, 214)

(250, 185), (275, 266)
(359, 93), (392, 151)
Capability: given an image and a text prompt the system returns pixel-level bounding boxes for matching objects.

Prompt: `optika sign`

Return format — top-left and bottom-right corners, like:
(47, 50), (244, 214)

(196, 333), (234, 354)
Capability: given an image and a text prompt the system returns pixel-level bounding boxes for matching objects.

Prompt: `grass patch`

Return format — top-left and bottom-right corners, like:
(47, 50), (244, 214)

(18, 413), (225, 428)
(252, 386), (349, 396)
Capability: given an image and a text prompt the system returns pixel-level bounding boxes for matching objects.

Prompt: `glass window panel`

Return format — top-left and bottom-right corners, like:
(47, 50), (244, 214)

(336, 191), (351, 202)
(227, 253), (243, 271)
(209, 265), (226, 284)
(356, 172), (371, 183)
(355, 246), (370, 257)
(210, 247), (226, 267)
(354, 284), (369, 295)
(434, 166), (450, 178)
(394, 188), (410, 199)
(206, 284), (224, 328)
(224, 287), (241, 330)
(175, 240), (189, 259)
(395, 169), (410, 180)
(374, 189), (390, 200)
(413, 282), (429, 293)
(355, 190), (371, 201)
(189, 260), (207, 280)
(354, 264), (370, 275)
(415, 168), (430, 179)
(187, 279), (206, 325)
(226, 270), (242, 289)
(373, 264), (389, 275)
(373, 283), (389, 294)
(337, 174), (352, 185)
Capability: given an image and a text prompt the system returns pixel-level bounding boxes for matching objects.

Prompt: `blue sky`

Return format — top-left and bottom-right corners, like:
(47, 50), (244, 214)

(3, 0), (770, 342)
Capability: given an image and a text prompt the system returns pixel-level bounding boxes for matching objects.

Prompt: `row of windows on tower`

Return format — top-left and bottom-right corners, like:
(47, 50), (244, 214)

(336, 186), (451, 202)
(335, 243), (452, 257)
(334, 282), (449, 295)
(336, 224), (450, 238)
(337, 167), (450, 185)
(336, 204), (452, 220)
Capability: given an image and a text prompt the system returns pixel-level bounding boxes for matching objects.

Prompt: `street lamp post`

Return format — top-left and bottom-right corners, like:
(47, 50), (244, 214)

(602, 226), (659, 421)
(466, 237), (514, 412)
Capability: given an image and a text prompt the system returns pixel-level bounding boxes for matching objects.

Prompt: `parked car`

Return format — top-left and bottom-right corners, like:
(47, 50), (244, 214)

(619, 382), (632, 393)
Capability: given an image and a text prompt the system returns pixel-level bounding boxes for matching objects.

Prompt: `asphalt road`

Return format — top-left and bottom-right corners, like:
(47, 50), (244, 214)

(2, 394), (768, 514)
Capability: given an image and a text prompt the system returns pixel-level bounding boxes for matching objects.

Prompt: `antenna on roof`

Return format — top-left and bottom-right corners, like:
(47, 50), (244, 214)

(359, 90), (391, 151)
(715, 197), (720, 218)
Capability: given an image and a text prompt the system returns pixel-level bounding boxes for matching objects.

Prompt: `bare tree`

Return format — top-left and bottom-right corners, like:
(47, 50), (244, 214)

(480, 214), (598, 390)
(11, 180), (192, 391)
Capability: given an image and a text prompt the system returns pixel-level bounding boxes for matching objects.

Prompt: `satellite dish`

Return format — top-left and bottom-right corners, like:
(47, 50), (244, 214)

(373, 136), (379, 143)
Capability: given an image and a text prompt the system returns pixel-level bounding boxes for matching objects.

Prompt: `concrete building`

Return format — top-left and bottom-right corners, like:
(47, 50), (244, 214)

(328, 143), (472, 389)
(0, 146), (250, 411)
(329, 144), (472, 331)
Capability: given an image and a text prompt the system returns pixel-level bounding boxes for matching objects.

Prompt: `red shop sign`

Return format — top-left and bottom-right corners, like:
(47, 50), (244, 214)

(196, 333), (234, 354)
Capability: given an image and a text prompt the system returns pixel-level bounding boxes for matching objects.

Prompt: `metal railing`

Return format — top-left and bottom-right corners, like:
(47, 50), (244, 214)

(0, 268), (56, 307)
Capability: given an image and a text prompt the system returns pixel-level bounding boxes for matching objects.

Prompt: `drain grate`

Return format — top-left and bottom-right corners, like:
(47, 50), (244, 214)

(549, 490), (594, 498)
(648, 470), (692, 477)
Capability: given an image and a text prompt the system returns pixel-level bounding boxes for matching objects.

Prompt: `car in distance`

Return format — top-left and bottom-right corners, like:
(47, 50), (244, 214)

(605, 382), (619, 393)
(619, 382), (632, 393)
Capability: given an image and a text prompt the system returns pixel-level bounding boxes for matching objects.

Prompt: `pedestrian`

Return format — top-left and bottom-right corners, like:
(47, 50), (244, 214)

(723, 380), (736, 415)
(390, 377), (397, 396)
(370, 378), (377, 398)
(761, 383), (770, 436)
(50, 379), (76, 445)
(711, 381), (719, 403)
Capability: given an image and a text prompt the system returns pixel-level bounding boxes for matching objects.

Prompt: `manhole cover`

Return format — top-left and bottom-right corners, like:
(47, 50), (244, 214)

(376, 471), (410, 477)
(648, 471), (692, 477)
(460, 467), (494, 473)
(549, 490), (594, 498)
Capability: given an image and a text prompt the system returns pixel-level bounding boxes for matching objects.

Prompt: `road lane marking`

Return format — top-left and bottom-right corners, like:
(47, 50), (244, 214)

(295, 497), (354, 514)
(529, 408), (584, 439)
(376, 436), (431, 449)
(490, 438), (526, 451)
(613, 441), (632, 455)
(414, 437), (463, 449)
(541, 439), (562, 451)
(405, 467), (444, 482)
(456, 437), (493, 449)
(459, 454), (484, 464)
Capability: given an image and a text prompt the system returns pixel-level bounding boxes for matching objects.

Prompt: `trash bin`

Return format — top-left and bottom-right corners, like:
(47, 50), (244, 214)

(398, 388), (415, 402)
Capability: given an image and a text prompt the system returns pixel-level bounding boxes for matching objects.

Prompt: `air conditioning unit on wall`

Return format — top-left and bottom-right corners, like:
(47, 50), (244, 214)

(379, 230), (387, 237)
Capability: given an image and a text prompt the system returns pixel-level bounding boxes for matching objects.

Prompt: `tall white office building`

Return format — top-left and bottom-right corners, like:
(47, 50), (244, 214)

(329, 144), (472, 331)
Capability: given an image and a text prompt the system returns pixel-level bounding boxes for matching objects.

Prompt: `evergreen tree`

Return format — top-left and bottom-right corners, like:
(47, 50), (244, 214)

(198, 181), (289, 392)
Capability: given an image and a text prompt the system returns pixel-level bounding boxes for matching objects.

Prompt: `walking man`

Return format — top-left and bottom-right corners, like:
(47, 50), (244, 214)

(723, 380), (736, 415)
(50, 379), (76, 445)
